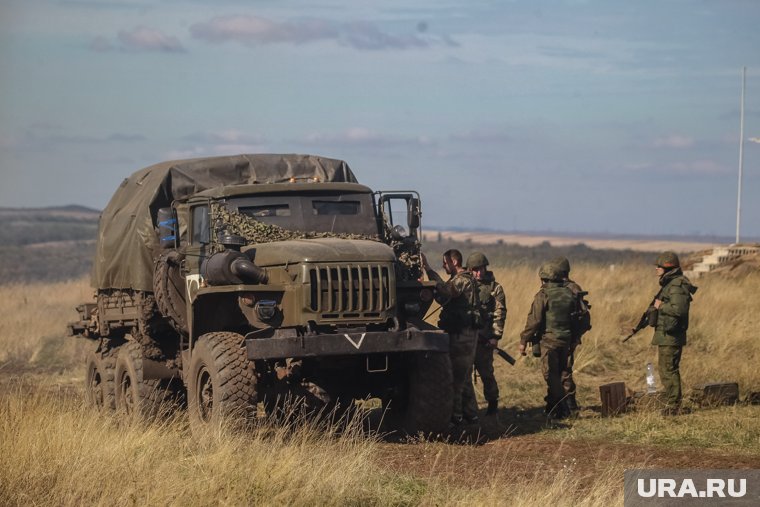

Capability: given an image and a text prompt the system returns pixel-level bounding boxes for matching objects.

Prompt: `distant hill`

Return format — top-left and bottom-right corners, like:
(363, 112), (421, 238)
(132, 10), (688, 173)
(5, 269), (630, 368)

(0, 206), (100, 283)
(0, 205), (710, 285)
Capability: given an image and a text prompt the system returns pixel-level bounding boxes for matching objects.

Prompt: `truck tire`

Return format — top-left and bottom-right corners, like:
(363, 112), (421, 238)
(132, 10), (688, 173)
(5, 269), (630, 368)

(114, 341), (176, 418)
(153, 253), (188, 335)
(392, 351), (453, 436)
(187, 332), (257, 430)
(85, 348), (116, 411)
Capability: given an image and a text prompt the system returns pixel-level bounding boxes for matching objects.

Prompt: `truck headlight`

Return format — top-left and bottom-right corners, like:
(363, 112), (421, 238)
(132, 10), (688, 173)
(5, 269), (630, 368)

(255, 300), (278, 321)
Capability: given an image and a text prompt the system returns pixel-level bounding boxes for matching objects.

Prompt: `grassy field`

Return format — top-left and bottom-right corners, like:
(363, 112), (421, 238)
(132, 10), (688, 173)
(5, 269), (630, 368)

(1, 261), (759, 506)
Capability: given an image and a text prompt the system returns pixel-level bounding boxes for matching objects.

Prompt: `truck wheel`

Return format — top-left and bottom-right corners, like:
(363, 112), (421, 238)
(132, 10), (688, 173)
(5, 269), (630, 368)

(392, 351), (453, 436)
(153, 253), (188, 335)
(187, 332), (257, 430)
(114, 341), (175, 418)
(85, 349), (116, 411)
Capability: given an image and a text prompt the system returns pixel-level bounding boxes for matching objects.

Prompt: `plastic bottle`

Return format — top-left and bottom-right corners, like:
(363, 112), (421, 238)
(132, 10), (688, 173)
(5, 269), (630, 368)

(646, 362), (657, 393)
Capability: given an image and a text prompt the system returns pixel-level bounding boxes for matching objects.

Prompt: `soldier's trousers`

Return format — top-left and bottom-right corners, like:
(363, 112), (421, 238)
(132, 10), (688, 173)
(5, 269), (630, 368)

(541, 344), (570, 412)
(449, 328), (478, 421)
(473, 340), (499, 402)
(658, 345), (682, 407)
(561, 342), (578, 397)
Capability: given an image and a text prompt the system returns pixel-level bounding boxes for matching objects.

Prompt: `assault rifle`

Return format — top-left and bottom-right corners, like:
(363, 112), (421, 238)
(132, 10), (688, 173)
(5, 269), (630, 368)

(494, 347), (516, 366)
(622, 294), (660, 342)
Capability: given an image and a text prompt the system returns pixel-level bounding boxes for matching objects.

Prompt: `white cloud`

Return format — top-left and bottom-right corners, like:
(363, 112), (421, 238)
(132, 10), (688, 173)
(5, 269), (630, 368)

(653, 135), (695, 149)
(116, 26), (186, 53)
(169, 130), (269, 160)
(667, 160), (729, 175)
(190, 15), (337, 45)
(183, 130), (266, 145)
(302, 127), (432, 147)
(189, 14), (451, 51)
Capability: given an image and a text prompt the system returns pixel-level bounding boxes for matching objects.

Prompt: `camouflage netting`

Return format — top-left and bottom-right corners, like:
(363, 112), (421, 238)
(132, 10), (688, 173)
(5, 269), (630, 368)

(212, 205), (381, 244)
(391, 242), (423, 281)
(93, 154), (359, 291)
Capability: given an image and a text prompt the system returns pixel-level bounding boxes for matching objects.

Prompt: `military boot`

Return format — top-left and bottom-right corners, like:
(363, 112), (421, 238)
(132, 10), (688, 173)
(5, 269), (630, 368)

(486, 400), (498, 416)
(565, 395), (580, 414)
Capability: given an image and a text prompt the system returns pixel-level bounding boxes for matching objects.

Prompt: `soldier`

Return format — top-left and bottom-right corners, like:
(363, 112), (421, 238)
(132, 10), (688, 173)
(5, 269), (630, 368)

(466, 252), (507, 416)
(644, 251), (697, 416)
(551, 256), (591, 415)
(519, 262), (576, 419)
(421, 249), (481, 426)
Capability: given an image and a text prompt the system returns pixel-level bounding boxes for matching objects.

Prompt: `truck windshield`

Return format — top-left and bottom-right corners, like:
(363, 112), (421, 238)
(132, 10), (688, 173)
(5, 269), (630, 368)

(228, 191), (378, 236)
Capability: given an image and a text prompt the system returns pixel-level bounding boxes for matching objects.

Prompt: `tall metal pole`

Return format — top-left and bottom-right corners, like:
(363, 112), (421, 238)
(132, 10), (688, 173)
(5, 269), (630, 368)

(736, 66), (746, 245)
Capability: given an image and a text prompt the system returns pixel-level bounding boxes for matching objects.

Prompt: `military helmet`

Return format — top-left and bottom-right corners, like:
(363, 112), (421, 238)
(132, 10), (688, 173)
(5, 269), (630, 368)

(655, 251), (680, 269)
(466, 252), (489, 269)
(539, 262), (561, 281)
(551, 256), (570, 276)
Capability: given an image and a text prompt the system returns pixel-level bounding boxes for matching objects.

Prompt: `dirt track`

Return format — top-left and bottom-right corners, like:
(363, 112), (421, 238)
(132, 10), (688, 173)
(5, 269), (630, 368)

(376, 426), (760, 489)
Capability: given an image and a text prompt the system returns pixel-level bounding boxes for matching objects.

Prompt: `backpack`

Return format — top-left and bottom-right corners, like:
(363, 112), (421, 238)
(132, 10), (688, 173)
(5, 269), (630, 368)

(465, 272), (485, 330)
(570, 288), (592, 342)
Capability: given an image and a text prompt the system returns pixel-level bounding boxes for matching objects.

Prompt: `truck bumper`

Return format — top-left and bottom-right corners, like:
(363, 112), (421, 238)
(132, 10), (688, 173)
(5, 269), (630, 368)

(244, 328), (449, 360)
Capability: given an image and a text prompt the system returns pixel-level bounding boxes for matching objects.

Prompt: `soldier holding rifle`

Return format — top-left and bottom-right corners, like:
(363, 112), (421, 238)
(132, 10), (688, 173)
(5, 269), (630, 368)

(625, 251), (697, 416)
(466, 252), (508, 416)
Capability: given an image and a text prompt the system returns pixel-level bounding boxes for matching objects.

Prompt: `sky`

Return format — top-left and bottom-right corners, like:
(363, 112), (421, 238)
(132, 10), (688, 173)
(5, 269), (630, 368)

(1, 0), (760, 239)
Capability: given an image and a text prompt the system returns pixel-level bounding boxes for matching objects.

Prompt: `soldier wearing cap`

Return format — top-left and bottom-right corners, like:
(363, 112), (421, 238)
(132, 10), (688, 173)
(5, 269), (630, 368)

(645, 251), (697, 415)
(519, 262), (576, 419)
(466, 252), (507, 416)
(421, 249), (481, 426)
(551, 256), (590, 415)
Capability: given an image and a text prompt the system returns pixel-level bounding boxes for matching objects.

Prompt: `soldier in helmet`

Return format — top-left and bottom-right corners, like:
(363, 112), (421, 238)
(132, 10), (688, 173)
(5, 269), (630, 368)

(421, 249), (481, 426)
(466, 252), (507, 416)
(551, 256), (591, 415)
(642, 251), (697, 415)
(519, 262), (576, 419)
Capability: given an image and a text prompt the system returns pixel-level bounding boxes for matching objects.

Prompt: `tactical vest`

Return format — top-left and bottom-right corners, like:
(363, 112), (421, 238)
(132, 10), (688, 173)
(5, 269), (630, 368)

(542, 283), (575, 342)
(477, 279), (496, 331)
(438, 272), (481, 333)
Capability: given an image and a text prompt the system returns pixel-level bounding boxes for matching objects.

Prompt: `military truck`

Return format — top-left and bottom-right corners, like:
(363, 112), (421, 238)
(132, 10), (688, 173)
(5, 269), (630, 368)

(69, 154), (452, 434)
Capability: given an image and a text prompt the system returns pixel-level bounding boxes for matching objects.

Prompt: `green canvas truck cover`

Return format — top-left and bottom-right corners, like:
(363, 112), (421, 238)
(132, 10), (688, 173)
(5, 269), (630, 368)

(92, 154), (358, 291)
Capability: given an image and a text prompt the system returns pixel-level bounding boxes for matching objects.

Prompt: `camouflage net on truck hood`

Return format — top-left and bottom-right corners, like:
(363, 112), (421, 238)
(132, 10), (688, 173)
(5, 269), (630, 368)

(92, 154), (358, 291)
(212, 205), (381, 243)
(213, 206), (423, 280)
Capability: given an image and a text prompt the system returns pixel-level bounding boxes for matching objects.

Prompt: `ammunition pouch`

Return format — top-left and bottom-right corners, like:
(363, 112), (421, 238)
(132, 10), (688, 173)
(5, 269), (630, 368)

(646, 307), (658, 327)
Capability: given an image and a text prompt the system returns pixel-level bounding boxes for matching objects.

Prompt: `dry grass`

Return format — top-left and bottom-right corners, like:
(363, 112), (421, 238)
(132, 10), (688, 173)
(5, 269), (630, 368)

(1, 263), (759, 505)
(0, 279), (92, 368)
(0, 381), (630, 506)
(490, 263), (760, 410)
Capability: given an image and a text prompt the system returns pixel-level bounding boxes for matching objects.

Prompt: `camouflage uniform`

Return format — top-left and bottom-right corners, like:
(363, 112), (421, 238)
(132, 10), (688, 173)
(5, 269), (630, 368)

(651, 252), (697, 412)
(551, 257), (590, 413)
(426, 266), (480, 424)
(472, 270), (507, 414)
(520, 264), (575, 418)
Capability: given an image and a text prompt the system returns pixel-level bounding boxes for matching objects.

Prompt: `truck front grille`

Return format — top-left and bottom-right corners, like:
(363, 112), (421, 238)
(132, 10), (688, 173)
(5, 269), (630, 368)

(308, 264), (394, 317)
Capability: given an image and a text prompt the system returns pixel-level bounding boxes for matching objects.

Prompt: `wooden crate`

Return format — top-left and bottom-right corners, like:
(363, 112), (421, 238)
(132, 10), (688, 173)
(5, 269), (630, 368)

(599, 382), (627, 417)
